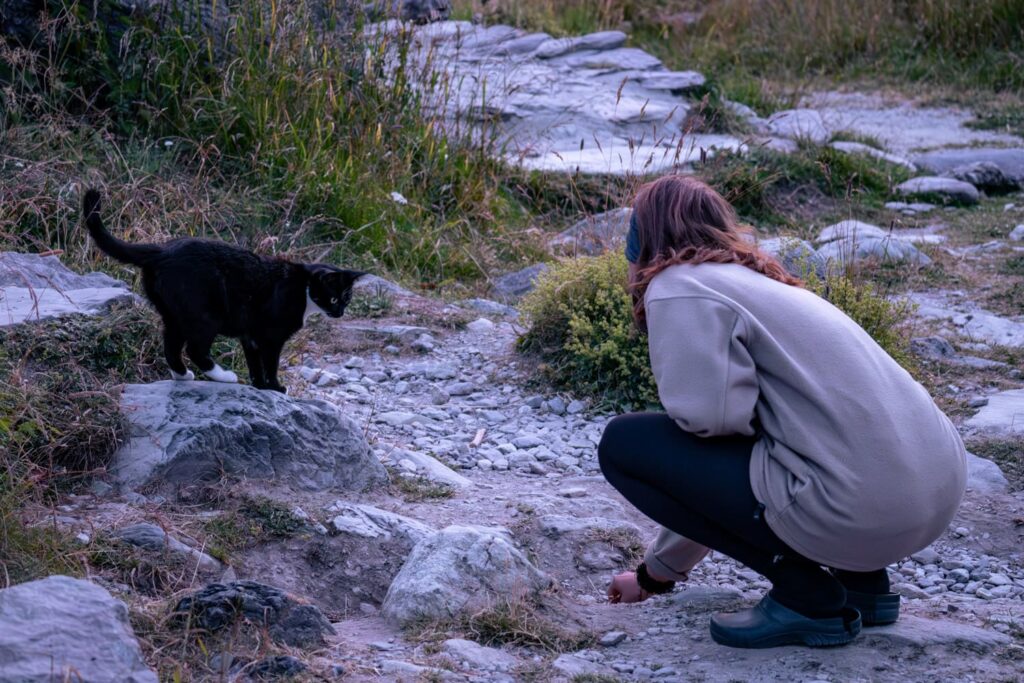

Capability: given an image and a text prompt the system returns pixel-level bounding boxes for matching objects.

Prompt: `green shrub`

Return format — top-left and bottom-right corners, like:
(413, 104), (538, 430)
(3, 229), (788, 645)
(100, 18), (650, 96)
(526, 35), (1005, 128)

(517, 253), (917, 407)
(517, 253), (657, 410)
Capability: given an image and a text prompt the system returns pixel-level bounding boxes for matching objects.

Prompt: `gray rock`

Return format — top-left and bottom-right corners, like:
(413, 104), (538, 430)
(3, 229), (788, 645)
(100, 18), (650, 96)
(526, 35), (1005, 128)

(441, 638), (519, 671)
(115, 523), (222, 571)
(911, 336), (956, 360)
(493, 263), (549, 300)
(766, 109), (829, 144)
(552, 47), (663, 72)
(946, 161), (1020, 194)
(896, 176), (980, 205)
(466, 317), (496, 333)
(249, 655), (307, 679)
(758, 237), (827, 278)
(894, 582), (931, 600)
(537, 515), (643, 570)
(535, 31), (627, 59)
(0, 575), (157, 683)
(0, 252), (137, 327)
(864, 615), (1011, 652)
(913, 147), (1024, 184)
(829, 141), (917, 171)
(599, 630), (627, 647)
(386, 448), (472, 488)
(328, 501), (435, 544)
(911, 547), (940, 565)
(964, 389), (1024, 436)
(173, 581), (334, 647)
(906, 292), (1024, 348)
(885, 201), (937, 213)
(1010, 225), (1024, 241)
(629, 70), (706, 93)
(492, 32), (552, 56)
(817, 235), (931, 266)
(348, 323), (430, 344)
(965, 451), (1010, 495)
(111, 381), (387, 493)
(549, 208), (632, 256)
(461, 298), (519, 317)
(552, 653), (617, 678)
(817, 220), (888, 243)
(547, 396), (567, 415)
(381, 525), (551, 625)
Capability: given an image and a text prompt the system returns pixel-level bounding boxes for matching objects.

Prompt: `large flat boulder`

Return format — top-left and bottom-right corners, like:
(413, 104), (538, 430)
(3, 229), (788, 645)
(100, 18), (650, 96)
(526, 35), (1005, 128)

(548, 208), (632, 257)
(0, 252), (135, 327)
(0, 575), (157, 683)
(111, 381), (388, 493)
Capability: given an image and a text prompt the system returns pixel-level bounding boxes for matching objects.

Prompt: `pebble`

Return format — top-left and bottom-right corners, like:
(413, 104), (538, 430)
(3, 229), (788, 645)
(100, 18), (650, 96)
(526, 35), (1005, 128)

(547, 397), (567, 415)
(967, 396), (989, 408)
(598, 631), (627, 647)
(566, 399), (587, 414)
(558, 487), (587, 498)
(466, 318), (496, 333)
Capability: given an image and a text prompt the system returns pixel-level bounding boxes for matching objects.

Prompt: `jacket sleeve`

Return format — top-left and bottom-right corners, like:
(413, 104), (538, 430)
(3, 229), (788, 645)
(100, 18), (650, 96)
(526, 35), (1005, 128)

(644, 527), (711, 581)
(646, 296), (759, 437)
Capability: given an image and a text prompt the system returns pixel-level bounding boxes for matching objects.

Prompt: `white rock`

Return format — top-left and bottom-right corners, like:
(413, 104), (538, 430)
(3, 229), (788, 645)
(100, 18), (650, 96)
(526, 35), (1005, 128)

(1010, 224), (1024, 241)
(329, 502), (434, 543)
(964, 389), (1024, 436)
(0, 576), (157, 682)
(896, 176), (980, 205)
(441, 638), (519, 671)
(381, 525), (550, 625)
(391, 448), (474, 488)
(467, 317), (496, 333)
(829, 141), (917, 171)
(965, 452), (1009, 494)
(766, 109), (829, 144)
(817, 220), (888, 243)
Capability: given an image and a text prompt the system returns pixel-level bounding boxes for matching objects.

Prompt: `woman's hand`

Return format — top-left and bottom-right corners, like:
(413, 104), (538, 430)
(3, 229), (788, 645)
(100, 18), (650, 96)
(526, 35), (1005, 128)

(608, 572), (649, 604)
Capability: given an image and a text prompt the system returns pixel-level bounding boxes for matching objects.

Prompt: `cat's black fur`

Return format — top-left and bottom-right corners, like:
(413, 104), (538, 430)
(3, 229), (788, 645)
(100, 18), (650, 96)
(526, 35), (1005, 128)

(83, 189), (364, 392)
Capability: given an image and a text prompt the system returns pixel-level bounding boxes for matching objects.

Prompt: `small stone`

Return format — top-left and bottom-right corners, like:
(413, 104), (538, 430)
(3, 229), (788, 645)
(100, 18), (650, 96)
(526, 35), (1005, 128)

(987, 573), (1012, 586)
(599, 631), (627, 647)
(466, 318), (496, 333)
(343, 356), (365, 369)
(1009, 224), (1024, 241)
(558, 487), (587, 498)
(968, 396), (990, 408)
(447, 382), (476, 396)
(566, 399), (587, 414)
(524, 396), (544, 409)
(384, 345), (401, 355)
(911, 548), (941, 565)
(547, 397), (567, 415)
(894, 582), (931, 600)
(411, 334), (436, 353)
(89, 480), (114, 497)
(513, 435), (544, 448)
(953, 526), (970, 538)
(477, 459), (493, 471)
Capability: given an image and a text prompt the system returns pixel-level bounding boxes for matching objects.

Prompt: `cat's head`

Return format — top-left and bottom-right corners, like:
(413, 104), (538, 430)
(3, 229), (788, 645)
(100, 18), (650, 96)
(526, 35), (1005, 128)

(306, 265), (367, 318)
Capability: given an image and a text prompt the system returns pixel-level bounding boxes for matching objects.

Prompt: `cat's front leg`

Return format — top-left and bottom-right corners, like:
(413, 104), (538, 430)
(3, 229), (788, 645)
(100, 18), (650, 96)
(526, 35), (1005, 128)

(241, 337), (267, 388)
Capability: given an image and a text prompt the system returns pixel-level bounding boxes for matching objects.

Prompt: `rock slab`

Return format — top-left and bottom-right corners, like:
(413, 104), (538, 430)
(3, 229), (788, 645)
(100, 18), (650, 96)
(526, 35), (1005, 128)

(0, 251), (136, 327)
(111, 381), (388, 492)
(382, 525), (551, 625)
(964, 389), (1024, 436)
(0, 575), (157, 683)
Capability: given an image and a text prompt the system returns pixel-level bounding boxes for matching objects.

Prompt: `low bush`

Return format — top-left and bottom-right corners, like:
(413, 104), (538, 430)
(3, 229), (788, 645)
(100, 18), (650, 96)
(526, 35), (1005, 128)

(517, 252), (917, 408)
(517, 253), (657, 410)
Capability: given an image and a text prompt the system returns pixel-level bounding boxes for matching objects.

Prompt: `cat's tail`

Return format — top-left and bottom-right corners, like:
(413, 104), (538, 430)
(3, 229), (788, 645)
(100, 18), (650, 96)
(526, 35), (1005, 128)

(82, 189), (163, 267)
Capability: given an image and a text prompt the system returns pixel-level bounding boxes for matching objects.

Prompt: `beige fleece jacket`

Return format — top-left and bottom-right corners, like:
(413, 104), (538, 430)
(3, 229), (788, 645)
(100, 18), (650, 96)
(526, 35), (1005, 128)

(641, 262), (966, 576)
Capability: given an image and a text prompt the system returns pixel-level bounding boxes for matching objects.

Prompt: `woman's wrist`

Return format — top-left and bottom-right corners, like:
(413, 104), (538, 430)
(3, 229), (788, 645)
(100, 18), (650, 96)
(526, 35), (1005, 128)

(636, 562), (676, 594)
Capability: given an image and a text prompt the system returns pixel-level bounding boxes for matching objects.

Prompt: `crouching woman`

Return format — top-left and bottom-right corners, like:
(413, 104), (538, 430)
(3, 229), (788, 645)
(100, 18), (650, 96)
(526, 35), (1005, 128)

(598, 175), (966, 648)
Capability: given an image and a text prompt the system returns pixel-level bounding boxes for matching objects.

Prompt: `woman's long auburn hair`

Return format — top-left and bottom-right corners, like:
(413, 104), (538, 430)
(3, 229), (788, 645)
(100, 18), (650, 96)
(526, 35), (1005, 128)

(631, 175), (803, 327)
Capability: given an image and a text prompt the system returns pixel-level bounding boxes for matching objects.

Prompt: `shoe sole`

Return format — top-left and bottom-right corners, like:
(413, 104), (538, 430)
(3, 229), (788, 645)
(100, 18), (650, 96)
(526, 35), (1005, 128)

(709, 620), (858, 648)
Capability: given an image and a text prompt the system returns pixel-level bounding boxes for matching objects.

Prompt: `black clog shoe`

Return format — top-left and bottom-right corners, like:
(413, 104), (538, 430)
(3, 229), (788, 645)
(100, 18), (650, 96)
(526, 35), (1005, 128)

(709, 595), (862, 648)
(845, 590), (900, 626)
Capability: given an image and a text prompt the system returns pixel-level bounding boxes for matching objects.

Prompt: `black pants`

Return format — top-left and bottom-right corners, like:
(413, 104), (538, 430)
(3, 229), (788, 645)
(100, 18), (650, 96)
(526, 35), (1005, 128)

(599, 413), (888, 617)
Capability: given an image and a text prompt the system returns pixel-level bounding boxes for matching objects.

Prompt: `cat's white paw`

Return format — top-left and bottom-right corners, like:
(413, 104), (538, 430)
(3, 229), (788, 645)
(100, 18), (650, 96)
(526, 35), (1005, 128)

(207, 364), (239, 383)
(171, 369), (195, 381)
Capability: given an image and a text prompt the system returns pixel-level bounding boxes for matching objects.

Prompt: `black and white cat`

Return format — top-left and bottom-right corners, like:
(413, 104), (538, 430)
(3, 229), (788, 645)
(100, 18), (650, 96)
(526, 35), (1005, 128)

(83, 189), (364, 392)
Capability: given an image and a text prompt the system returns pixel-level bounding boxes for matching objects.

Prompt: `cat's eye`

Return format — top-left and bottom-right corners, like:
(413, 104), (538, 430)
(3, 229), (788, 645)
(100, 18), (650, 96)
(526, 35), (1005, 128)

(330, 297), (338, 304)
